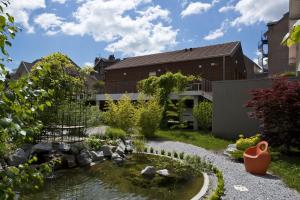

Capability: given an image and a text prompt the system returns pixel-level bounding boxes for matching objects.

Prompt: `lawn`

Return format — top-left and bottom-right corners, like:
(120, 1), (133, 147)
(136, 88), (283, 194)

(269, 155), (300, 192)
(154, 130), (232, 151)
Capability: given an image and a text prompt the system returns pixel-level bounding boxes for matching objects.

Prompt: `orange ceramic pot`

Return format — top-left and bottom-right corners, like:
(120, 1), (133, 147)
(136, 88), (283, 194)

(243, 141), (271, 175)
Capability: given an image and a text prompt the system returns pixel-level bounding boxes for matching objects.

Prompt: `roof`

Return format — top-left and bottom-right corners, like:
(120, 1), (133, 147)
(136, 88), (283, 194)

(106, 41), (241, 70)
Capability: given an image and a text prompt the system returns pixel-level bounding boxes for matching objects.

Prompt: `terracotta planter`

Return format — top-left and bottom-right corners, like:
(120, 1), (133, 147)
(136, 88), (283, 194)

(243, 141), (271, 175)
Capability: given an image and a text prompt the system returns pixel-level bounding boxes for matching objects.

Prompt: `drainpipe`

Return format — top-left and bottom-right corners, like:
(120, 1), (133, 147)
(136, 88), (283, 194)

(222, 56), (226, 80)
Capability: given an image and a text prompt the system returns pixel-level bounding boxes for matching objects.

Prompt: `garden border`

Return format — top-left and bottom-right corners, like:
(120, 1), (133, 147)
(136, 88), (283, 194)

(137, 152), (210, 200)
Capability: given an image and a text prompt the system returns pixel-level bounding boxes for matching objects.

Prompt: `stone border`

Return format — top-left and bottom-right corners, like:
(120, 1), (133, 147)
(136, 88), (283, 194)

(136, 152), (210, 200)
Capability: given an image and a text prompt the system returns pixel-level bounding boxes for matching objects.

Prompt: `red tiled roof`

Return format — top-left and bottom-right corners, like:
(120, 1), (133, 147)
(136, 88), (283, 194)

(106, 41), (241, 70)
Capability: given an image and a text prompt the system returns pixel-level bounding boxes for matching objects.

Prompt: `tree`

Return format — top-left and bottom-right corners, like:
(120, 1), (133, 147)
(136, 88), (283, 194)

(246, 78), (300, 151)
(282, 19), (300, 47)
(138, 72), (195, 128)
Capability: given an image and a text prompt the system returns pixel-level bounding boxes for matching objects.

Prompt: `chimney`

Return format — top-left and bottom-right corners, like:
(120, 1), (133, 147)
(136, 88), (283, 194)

(108, 54), (115, 61)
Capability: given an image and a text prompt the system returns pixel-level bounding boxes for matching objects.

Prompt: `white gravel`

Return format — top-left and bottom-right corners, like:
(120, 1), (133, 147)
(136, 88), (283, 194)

(147, 140), (300, 200)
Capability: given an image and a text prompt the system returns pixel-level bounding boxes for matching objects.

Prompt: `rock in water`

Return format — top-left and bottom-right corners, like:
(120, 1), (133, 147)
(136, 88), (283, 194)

(157, 169), (169, 177)
(62, 154), (77, 168)
(90, 151), (104, 162)
(8, 148), (28, 166)
(76, 150), (92, 166)
(31, 143), (53, 154)
(99, 145), (113, 158)
(141, 166), (156, 177)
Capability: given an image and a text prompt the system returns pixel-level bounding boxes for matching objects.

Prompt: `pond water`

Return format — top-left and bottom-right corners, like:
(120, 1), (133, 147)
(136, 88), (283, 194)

(21, 154), (204, 200)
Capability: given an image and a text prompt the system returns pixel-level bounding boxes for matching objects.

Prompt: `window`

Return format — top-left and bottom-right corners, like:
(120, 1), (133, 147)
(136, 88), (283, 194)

(149, 71), (156, 76)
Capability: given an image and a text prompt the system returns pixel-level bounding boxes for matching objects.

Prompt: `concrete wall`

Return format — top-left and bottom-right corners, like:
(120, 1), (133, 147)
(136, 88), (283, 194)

(212, 78), (272, 139)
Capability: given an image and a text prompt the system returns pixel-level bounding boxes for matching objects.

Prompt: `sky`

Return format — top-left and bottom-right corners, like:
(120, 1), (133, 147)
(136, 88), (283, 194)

(5, 0), (289, 70)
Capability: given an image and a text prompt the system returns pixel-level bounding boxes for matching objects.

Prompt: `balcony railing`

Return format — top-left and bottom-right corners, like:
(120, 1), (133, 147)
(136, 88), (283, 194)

(186, 79), (212, 92)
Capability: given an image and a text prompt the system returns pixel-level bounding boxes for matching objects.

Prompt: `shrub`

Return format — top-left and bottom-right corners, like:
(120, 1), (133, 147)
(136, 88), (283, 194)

(179, 152), (185, 159)
(193, 101), (213, 130)
(84, 136), (103, 150)
(161, 149), (165, 155)
(144, 147), (148, 153)
(246, 78), (300, 151)
(135, 96), (163, 138)
(105, 127), (126, 139)
(133, 139), (145, 153)
(150, 147), (154, 153)
(103, 95), (135, 132)
(167, 152), (172, 157)
(86, 106), (102, 127)
(236, 134), (261, 151)
(173, 151), (178, 158)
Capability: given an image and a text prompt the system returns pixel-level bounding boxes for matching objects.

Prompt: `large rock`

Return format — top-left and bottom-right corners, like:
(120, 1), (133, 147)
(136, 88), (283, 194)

(112, 153), (124, 165)
(224, 144), (238, 157)
(70, 142), (86, 155)
(31, 143), (53, 154)
(62, 154), (77, 168)
(141, 166), (156, 177)
(99, 145), (113, 158)
(125, 145), (133, 153)
(53, 143), (70, 153)
(20, 143), (33, 158)
(8, 148), (28, 166)
(76, 150), (92, 167)
(90, 151), (104, 162)
(115, 146), (125, 157)
(157, 169), (169, 177)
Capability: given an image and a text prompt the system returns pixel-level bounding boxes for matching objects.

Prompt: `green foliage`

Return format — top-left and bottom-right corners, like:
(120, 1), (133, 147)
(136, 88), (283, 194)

(166, 98), (187, 129)
(103, 94), (135, 132)
(105, 127), (126, 139)
(230, 150), (244, 162)
(209, 168), (225, 200)
(86, 106), (102, 127)
(236, 134), (261, 151)
(0, 157), (52, 200)
(179, 152), (185, 159)
(173, 151), (178, 158)
(161, 149), (165, 155)
(282, 20), (300, 47)
(280, 71), (297, 77)
(144, 147), (148, 153)
(84, 136), (103, 151)
(135, 95), (163, 137)
(133, 139), (145, 153)
(193, 101), (212, 130)
(150, 147), (154, 153)
(138, 72), (195, 127)
(155, 130), (231, 151)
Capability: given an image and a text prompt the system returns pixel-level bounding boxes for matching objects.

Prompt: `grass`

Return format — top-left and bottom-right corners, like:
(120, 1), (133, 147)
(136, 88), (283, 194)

(155, 130), (232, 151)
(269, 155), (300, 192)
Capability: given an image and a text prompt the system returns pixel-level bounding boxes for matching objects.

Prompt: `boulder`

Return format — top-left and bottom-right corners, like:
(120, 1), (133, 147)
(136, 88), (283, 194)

(62, 154), (77, 168)
(157, 169), (169, 177)
(99, 145), (113, 158)
(90, 151), (104, 162)
(70, 142), (86, 155)
(31, 143), (53, 154)
(20, 143), (33, 158)
(125, 145), (133, 153)
(53, 143), (70, 153)
(115, 146), (125, 157)
(76, 150), (92, 167)
(112, 153), (124, 165)
(224, 144), (238, 157)
(141, 166), (156, 177)
(8, 148), (28, 166)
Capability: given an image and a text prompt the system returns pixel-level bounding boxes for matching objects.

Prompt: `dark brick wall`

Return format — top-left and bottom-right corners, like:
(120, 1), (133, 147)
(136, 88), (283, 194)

(105, 48), (247, 94)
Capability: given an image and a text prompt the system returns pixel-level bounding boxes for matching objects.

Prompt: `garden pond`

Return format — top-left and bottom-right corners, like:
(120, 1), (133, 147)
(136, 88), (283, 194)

(21, 154), (204, 200)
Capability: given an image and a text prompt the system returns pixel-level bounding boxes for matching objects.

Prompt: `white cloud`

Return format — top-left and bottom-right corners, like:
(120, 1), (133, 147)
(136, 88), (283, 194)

(181, 2), (212, 18)
(231, 0), (289, 27)
(35, 0), (178, 56)
(218, 5), (234, 13)
(6, 0), (46, 33)
(84, 62), (93, 66)
(203, 20), (228, 40)
(52, 0), (67, 4)
(34, 13), (64, 35)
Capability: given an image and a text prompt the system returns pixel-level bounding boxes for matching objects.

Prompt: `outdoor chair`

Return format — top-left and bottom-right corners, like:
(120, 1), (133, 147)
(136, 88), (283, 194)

(243, 141), (271, 175)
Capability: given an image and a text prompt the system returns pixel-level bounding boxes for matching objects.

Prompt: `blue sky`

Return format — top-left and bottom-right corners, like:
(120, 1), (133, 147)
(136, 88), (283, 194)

(6, 0), (289, 70)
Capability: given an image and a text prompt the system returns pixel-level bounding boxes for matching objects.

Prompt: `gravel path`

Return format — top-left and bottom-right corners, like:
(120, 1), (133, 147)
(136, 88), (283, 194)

(147, 140), (300, 200)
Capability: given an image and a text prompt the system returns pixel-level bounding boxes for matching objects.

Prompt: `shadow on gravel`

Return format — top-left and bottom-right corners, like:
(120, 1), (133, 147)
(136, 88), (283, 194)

(252, 173), (280, 180)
